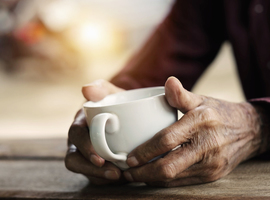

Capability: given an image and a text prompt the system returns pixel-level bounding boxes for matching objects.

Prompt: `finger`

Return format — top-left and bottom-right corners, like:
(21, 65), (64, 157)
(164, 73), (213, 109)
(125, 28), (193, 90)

(174, 163), (205, 180)
(124, 143), (202, 183)
(165, 76), (205, 113)
(65, 150), (121, 181)
(126, 113), (196, 167)
(68, 109), (105, 167)
(82, 79), (124, 102)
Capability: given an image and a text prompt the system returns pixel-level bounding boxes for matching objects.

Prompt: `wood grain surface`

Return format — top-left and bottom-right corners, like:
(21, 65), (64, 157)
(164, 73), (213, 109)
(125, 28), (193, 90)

(0, 139), (270, 199)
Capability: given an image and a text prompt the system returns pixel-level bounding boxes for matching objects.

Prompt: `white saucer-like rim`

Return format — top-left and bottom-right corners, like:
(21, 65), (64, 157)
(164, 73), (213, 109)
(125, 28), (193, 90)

(83, 86), (165, 108)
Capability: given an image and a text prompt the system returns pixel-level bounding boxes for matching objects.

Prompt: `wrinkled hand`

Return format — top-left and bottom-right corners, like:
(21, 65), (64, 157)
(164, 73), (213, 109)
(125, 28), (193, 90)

(65, 79), (125, 185)
(123, 77), (262, 187)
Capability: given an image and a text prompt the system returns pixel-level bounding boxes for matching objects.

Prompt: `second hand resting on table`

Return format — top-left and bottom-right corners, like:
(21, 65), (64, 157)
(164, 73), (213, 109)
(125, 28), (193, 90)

(65, 76), (262, 187)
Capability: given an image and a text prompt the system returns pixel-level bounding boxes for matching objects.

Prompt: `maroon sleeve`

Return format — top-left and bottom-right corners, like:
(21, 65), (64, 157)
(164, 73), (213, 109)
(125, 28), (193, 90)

(110, 0), (226, 90)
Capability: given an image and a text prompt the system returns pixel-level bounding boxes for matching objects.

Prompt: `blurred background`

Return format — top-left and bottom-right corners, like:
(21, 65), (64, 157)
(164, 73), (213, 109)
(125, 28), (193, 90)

(0, 0), (245, 139)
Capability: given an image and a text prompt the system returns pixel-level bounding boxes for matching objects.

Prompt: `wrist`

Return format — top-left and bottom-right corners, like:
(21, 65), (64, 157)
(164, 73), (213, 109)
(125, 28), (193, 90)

(238, 102), (262, 159)
(249, 102), (270, 156)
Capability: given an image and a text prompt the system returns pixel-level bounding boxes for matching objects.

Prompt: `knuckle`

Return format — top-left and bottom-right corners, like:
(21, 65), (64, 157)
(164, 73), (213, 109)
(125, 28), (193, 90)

(158, 163), (177, 181)
(211, 161), (223, 172)
(74, 108), (84, 119)
(200, 107), (216, 121)
(203, 174), (221, 183)
(203, 159), (228, 178)
(68, 126), (75, 141)
(158, 130), (178, 151)
(64, 153), (75, 171)
(198, 107), (221, 130)
(213, 158), (228, 173)
(68, 124), (93, 159)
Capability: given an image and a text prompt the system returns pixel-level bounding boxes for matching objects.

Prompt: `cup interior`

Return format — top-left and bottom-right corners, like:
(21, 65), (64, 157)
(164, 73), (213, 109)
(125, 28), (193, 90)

(84, 86), (165, 108)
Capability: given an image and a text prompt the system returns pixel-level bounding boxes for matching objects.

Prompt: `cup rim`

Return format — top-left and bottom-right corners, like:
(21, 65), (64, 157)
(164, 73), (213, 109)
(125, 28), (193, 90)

(83, 86), (165, 108)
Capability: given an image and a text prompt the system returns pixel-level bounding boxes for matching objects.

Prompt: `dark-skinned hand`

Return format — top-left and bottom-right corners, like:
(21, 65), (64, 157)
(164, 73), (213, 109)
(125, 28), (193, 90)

(122, 77), (262, 187)
(65, 77), (262, 187)
(65, 79), (126, 185)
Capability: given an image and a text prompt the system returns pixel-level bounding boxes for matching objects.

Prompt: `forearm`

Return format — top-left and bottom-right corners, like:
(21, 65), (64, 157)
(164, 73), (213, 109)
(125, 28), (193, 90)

(110, 28), (165, 90)
(110, 0), (226, 90)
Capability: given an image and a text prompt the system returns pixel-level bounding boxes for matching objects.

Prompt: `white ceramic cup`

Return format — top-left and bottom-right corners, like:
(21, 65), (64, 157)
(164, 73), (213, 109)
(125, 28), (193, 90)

(83, 86), (178, 170)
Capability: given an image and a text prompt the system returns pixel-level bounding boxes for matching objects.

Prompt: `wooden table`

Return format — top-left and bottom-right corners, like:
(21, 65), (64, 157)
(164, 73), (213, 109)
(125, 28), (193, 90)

(1, 139), (270, 199)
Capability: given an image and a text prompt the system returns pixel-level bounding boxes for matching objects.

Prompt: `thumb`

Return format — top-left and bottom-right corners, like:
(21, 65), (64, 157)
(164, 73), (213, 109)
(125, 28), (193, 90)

(165, 77), (204, 113)
(82, 79), (124, 102)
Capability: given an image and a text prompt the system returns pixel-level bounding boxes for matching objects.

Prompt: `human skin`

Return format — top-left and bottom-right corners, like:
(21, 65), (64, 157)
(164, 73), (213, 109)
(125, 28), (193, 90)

(65, 77), (263, 187)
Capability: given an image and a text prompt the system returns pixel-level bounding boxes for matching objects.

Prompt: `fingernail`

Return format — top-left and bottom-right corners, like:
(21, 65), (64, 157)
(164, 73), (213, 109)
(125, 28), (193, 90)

(83, 80), (103, 87)
(127, 156), (139, 167)
(104, 170), (120, 180)
(82, 83), (96, 88)
(124, 172), (134, 182)
(90, 154), (102, 167)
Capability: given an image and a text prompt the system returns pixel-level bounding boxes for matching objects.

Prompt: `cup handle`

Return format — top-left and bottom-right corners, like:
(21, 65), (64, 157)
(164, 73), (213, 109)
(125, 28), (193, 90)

(90, 113), (127, 163)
